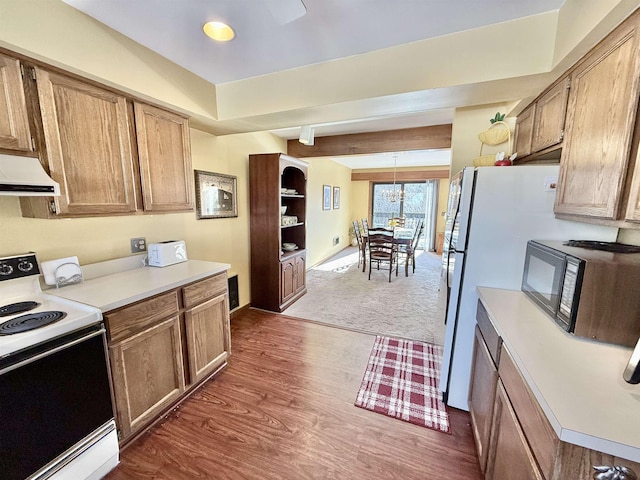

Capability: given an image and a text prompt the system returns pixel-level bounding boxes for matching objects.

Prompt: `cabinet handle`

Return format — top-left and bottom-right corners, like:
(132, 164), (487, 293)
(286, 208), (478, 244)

(593, 465), (638, 480)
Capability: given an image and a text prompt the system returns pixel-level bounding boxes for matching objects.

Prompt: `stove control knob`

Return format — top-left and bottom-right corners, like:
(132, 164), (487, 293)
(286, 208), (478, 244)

(0, 263), (14, 276)
(17, 261), (34, 272)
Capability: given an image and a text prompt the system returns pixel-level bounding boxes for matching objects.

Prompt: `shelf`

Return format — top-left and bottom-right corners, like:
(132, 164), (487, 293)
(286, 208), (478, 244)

(281, 222), (304, 229)
(281, 194), (305, 199)
(280, 248), (305, 259)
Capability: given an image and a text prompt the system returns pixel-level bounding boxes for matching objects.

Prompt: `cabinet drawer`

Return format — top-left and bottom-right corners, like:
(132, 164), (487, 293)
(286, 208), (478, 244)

(105, 290), (180, 342)
(476, 300), (502, 367)
(183, 273), (227, 308)
(499, 344), (559, 480)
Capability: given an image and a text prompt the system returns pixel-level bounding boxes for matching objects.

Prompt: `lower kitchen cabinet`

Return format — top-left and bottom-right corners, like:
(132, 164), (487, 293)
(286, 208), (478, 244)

(468, 325), (499, 473)
(471, 299), (640, 480)
(109, 316), (186, 440)
(184, 292), (230, 384)
(105, 272), (230, 444)
(486, 381), (544, 480)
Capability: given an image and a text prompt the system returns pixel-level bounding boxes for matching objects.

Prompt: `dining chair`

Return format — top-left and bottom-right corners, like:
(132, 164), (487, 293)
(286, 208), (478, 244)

(352, 220), (365, 267)
(404, 222), (425, 274)
(361, 218), (370, 238)
(367, 228), (398, 282)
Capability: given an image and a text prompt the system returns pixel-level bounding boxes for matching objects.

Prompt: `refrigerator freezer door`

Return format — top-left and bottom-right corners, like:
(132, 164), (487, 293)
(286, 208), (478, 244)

(453, 168), (476, 253)
(439, 251), (465, 394)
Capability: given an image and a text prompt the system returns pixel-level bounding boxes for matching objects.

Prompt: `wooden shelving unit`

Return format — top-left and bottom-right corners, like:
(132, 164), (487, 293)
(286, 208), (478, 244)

(249, 153), (308, 312)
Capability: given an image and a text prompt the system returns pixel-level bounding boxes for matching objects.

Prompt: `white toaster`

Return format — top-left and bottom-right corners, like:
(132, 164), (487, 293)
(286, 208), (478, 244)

(148, 240), (188, 267)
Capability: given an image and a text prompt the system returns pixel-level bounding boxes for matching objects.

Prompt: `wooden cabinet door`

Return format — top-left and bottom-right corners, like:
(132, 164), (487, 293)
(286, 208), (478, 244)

(555, 18), (640, 219)
(109, 316), (185, 441)
(514, 105), (535, 157)
(134, 102), (194, 212)
(294, 254), (306, 294)
(280, 257), (296, 304)
(0, 53), (32, 152)
(531, 77), (570, 152)
(485, 382), (544, 480)
(184, 293), (230, 385)
(468, 326), (498, 473)
(35, 68), (137, 216)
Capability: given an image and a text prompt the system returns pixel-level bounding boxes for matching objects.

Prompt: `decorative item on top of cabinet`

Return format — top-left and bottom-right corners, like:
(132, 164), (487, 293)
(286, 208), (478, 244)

(134, 102), (194, 213)
(249, 153), (308, 312)
(105, 273), (230, 444)
(0, 52), (32, 152)
(555, 11), (640, 220)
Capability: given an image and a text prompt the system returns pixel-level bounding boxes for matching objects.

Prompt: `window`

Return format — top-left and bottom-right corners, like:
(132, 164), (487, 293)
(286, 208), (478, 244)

(371, 180), (438, 250)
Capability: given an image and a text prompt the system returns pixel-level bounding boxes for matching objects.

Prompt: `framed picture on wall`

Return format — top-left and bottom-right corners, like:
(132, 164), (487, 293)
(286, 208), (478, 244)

(194, 170), (238, 219)
(333, 186), (340, 209)
(323, 185), (331, 210)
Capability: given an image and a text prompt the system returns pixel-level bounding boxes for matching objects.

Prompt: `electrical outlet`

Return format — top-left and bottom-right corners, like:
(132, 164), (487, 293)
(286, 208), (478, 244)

(130, 237), (146, 253)
(333, 236), (339, 246)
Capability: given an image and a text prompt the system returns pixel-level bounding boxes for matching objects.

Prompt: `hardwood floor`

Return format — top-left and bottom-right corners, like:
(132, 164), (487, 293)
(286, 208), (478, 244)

(105, 309), (482, 480)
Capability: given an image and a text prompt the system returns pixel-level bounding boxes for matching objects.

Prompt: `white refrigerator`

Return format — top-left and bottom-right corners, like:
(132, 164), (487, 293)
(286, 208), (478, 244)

(439, 165), (618, 411)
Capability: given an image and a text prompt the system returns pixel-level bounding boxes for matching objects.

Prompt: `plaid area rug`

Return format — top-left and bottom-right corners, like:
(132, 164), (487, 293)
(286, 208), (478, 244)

(354, 336), (451, 433)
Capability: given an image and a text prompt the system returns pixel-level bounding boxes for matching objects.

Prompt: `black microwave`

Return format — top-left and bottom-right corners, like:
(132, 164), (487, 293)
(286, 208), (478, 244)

(521, 240), (640, 347)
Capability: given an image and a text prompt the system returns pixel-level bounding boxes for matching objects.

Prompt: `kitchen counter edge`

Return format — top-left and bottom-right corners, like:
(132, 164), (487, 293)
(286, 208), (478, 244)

(477, 286), (640, 463)
(50, 259), (231, 312)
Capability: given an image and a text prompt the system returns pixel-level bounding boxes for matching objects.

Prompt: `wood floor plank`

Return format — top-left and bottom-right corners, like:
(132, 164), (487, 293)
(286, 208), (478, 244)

(105, 309), (482, 480)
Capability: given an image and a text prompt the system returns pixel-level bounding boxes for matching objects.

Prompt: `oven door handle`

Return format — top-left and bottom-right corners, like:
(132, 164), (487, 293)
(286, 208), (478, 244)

(0, 325), (106, 375)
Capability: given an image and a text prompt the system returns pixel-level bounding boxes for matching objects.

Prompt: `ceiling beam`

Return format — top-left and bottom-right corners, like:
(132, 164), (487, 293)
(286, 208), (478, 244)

(287, 125), (452, 158)
(351, 170), (450, 182)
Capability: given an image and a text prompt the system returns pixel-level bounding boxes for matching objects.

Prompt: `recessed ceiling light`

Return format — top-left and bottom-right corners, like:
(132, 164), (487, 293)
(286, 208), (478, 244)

(203, 21), (235, 42)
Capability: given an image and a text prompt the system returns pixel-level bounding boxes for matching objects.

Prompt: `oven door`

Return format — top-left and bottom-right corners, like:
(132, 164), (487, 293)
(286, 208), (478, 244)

(521, 241), (567, 323)
(0, 324), (115, 480)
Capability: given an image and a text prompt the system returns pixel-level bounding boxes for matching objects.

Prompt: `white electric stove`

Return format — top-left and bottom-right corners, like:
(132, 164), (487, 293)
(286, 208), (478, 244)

(0, 252), (119, 480)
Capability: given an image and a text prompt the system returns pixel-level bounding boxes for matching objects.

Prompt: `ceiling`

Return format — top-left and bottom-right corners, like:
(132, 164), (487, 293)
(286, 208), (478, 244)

(60, 0), (567, 168)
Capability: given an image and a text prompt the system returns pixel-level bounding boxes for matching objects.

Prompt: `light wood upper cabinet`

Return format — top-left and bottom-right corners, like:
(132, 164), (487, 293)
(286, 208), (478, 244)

(34, 67), (137, 216)
(0, 53), (32, 152)
(514, 104), (535, 157)
(531, 77), (570, 152)
(17, 62), (194, 218)
(134, 102), (194, 213)
(555, 15), (640, 219)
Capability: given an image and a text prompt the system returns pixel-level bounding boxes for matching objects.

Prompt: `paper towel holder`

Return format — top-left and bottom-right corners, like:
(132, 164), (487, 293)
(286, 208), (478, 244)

(54, 262), (84, 288)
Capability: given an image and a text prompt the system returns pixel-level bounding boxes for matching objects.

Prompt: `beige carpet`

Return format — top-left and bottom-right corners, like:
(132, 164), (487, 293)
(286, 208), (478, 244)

(284, 247), (447, 345)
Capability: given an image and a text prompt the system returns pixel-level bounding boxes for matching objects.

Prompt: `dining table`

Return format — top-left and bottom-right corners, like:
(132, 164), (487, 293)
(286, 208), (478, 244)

(361, 227), (414, 276)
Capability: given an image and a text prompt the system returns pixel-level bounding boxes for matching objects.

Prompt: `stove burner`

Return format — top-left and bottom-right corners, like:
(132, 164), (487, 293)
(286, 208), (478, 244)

(0, 301), (40, 317)
(0, 311), (67, 335)
(564, 240), (640, 254)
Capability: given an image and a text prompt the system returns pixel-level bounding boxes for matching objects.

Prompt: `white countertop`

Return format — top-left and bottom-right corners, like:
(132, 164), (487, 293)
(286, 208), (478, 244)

(50, 259), (230, 312)
(477, 287), (640, 462)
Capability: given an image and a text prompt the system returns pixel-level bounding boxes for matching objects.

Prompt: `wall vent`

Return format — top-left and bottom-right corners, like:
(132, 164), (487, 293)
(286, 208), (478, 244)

(228, 274), (239, 310)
